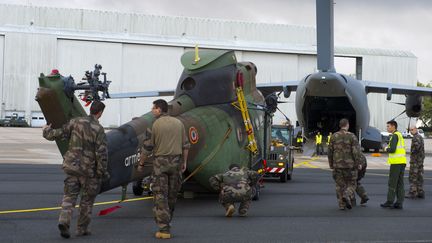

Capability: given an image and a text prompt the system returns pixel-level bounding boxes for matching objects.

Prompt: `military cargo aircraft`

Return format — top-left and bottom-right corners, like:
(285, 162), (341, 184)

(257, 0), (432, 152)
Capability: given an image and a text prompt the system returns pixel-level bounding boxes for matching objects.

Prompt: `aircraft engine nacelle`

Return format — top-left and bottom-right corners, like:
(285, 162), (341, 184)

(405, 95), (423, 117)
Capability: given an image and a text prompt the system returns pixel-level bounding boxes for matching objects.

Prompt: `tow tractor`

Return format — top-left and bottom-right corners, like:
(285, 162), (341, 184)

(264, 123), (295, 182)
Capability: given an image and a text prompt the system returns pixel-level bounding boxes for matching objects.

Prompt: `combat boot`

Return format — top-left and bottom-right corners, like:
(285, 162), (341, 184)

(380, 201), (393, 208)
(417, 191), (425, 199)
(405, 193), (416, 199)
(58, 223), (70, 239)
(238, 208), (248, 217)
(393, 203), (403, 209)
(76, 228), (91, 237)
(155, 231), (171, 239)
(342, 197), (352, 209)
(225, 204), (235, 217)
(360, 197), (369, 205)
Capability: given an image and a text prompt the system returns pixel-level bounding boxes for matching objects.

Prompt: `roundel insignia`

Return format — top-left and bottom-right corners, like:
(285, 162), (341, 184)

(189, 127), (199, 144)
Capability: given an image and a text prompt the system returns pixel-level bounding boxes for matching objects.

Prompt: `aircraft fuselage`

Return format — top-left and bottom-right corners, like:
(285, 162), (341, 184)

(295, 72), (382, 150)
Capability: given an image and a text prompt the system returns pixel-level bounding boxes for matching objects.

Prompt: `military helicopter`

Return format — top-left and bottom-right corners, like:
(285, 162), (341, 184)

(36, 49), (283, 199)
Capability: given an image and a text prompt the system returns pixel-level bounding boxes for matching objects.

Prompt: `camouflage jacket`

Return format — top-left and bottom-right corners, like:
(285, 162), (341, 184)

(358, 152), (367, 168)
(43, 115), (109, 178)
(328, 129), (362, 169)
(411, 133), (425, 161)
(138, 128), (154, 166)
(209, 167), (259, 200)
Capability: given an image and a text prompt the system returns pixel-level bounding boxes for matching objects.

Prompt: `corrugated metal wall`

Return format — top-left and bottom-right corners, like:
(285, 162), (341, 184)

(2, 33), (56, 118)
(0, 4), (418, 131)
(56, 40), (185, 127)
(0, 35), (4, 118)
(0, 4), (315, 45)
(363, 55), (417, 131)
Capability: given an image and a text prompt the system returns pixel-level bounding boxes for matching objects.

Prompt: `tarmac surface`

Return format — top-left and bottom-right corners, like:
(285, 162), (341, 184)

(1, 127), (432, 242)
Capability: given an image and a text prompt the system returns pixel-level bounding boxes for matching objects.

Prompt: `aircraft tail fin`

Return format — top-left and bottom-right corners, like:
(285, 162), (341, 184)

(35, 73), (87, 155)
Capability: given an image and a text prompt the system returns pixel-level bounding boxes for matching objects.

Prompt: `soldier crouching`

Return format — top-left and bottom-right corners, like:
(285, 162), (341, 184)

(209, 164), (259, 217)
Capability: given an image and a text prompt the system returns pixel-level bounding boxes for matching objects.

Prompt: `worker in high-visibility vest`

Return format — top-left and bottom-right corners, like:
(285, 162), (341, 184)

(296, 132), (303, 146)
(381, 120), (406, 210)
(327, 132), (332, 145)
(315, 131), (323, 155)
(326, 132), (332, 155)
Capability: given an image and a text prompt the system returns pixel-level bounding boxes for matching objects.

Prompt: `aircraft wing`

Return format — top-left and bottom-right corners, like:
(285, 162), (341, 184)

(364, 81), (432, 96)
(256, 81), (298, 94)
(109, 90), (175, 99)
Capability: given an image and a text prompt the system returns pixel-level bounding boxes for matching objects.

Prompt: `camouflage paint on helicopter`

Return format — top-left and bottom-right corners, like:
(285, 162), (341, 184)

(36, 50), (269, 193)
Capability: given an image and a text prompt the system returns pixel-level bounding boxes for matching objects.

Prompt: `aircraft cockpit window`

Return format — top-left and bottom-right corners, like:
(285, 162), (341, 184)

(181, 77), (196, 91)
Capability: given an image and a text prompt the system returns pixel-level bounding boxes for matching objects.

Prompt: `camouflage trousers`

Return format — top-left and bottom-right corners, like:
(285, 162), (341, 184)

(356, 166), (368, 200)
(152, 155), (182, 233)
(222, 201), (251, 216)
(408, 160), (424, 196)
(219, 190), (252, 216)
(59, 175), (101, 231)
(332, 168), (358, 208)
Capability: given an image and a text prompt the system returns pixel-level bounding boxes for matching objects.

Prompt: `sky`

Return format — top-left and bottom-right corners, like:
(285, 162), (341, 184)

(1, 0), (431, 84)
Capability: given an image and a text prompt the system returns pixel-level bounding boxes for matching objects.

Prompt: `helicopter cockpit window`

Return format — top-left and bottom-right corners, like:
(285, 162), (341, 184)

(181, 77), (196, 91)
(174, 64), (237, 106)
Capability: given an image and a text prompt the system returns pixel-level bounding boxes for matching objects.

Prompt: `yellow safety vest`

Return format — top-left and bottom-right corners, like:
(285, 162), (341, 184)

(327, 136), (331, 145)
(316, 134), (322, 144)
(387, 131), (406, 165)
(297, 137), (303, 143)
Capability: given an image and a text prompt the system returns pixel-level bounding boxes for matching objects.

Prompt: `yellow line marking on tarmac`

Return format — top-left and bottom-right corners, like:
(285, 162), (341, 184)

(294, 157), (432, 180)
(0, 196), (153, 215)
(365, 172), (432, 180)
(301, 162), (319, 169)
(294, 156), (320, 169)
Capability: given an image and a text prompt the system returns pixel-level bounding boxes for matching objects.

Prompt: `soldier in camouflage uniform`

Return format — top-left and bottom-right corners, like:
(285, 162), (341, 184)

(42, 101), (109, 239)
(328, 118), (362, 210)
(209, 164), (259, 217)
(406, 125), (425, 199)
(355, 153), (369, 205)
(149, 99), (190, 239)
(137, 127), (153, 171)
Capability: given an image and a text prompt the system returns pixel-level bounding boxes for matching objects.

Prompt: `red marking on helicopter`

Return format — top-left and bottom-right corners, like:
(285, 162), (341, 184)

(189, 127), (199, 144)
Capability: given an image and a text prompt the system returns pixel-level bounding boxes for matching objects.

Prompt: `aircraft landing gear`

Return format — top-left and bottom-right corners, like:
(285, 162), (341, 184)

(133, 176), (153, 196)
(132, 180), (144, 196)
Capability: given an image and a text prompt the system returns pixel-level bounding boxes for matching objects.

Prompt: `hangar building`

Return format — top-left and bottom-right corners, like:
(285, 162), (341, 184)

(0, 4), (417, 131)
